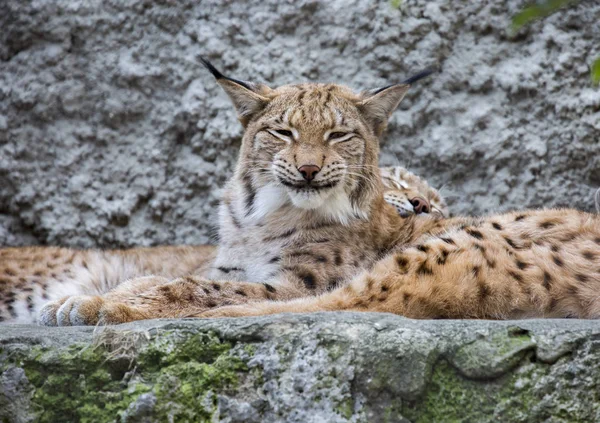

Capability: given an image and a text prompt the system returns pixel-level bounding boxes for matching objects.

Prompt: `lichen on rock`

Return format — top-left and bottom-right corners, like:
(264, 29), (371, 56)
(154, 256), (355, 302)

(2, 314), (600, 422)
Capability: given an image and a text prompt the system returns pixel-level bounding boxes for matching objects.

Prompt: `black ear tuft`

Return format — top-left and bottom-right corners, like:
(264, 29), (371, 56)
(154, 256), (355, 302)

(198, 57), (272, 127)
(402, 66), (439, 85)
(199, 56), (255, 91)
(199, 56), (225, 80)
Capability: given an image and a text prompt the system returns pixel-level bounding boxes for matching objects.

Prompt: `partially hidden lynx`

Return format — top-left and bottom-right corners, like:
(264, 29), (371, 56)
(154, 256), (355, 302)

(2, 59), (599, 325)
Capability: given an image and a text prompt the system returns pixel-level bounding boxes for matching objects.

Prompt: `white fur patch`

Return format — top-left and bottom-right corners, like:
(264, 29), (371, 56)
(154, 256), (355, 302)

(252, 182), (366, 226)
(314, 188), (365, 225)
(249, 184), (290, 221)
(287, 188), (333, 211)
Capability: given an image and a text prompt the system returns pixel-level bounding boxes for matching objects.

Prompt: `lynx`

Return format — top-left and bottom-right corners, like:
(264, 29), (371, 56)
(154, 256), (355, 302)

(0, 167), (443, 324)
(3, 59), (599, 324)
(380, 166), (447, 218)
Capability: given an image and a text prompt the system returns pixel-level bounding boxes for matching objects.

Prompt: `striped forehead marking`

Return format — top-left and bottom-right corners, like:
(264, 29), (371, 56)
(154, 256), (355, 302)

(288, 91), (339, 128)
(334, 109), (344, 126)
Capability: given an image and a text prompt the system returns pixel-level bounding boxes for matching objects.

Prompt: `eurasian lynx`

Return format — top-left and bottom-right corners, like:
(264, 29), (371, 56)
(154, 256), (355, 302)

(3, 59), (598, 325)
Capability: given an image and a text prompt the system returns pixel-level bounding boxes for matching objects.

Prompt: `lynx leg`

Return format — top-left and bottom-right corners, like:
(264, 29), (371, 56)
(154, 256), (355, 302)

(39, 275), (170, 326)
(198, 268), (400, 319)
(41, 276), (305, 326)
(198, 255), (523, 320)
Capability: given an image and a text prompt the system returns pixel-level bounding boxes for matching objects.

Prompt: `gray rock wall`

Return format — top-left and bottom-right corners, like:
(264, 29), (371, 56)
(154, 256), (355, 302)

(1, 0), (599, 248)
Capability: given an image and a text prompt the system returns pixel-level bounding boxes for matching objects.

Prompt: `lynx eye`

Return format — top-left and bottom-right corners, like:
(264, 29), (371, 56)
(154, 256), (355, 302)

(266, 128), (294, 142)
(327, 131), (354, 143)
(329, 132), (347, 139)
(273, 129), (293, 137)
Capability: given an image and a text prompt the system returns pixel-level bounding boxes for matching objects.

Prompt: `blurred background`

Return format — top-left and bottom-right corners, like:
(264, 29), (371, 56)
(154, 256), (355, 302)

(0, 0), (598, 248)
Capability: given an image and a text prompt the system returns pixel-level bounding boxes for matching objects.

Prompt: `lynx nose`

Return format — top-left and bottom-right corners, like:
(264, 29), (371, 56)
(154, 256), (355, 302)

(410, 196), (431, 214)
(298, 165), (321, 182)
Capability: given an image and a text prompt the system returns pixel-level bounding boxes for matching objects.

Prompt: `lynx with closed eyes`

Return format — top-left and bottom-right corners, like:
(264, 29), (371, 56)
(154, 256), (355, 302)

(1, 58), (599, 326)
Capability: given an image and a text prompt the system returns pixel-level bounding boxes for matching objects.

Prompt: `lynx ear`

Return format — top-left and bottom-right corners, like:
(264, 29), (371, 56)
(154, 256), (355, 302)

(357, 84), (410, 136)
(200, 57), (272, 127)
(358, 67), (436, 136)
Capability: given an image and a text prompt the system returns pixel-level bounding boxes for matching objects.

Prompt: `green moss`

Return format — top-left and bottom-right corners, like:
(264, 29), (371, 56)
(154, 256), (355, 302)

(243, 344), (257, 356)
(403, 360), (501, 423)
(14, 344), (151, 423)
(401, 356), (596, 423)
(335, 398), (354, 419)
(137, 332), (234, 369)
(450, 328), (535, 379)
(151, 351), (248, 422)
(138, 332), (249, 422)
(4, 331), (253, 423)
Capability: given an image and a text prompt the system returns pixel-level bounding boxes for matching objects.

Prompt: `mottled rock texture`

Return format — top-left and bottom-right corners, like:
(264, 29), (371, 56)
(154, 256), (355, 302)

(1, 0), (599, 248)
(2, 313), (600, 422)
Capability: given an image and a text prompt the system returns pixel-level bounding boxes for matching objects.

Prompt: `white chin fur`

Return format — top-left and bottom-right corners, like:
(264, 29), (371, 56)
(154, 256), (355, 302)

(248, 181), (366, 226)
(290, 185), (367, 225)
(287, 189), (332, 210)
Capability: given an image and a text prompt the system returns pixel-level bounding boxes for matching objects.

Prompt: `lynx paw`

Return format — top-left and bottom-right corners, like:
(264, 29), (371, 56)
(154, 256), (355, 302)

(38, 296), (147, 326)
(38, 295), (104, 326)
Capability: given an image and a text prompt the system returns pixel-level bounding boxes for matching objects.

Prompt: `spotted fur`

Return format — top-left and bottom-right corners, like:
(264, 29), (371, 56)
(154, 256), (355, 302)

(203, 210), (600, 320)
(0, 168), (440, 324)
(4, 59), (599, 325)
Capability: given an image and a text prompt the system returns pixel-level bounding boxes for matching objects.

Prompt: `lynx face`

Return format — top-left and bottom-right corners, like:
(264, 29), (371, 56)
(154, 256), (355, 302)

(380, 166), (449, 218)
(239, 84), (399, 218)
(202, 58), (414, 223)
(258, 89), (370, 211)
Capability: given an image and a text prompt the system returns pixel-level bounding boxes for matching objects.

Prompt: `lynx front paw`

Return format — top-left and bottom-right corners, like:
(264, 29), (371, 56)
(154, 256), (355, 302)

(38, 296), (150, 326)
(38, 295), (106, 326)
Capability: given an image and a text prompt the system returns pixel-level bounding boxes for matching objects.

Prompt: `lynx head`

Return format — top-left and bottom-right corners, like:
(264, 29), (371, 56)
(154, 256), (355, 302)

(202, 58), (432, 224)
(380, 166), (449, 218)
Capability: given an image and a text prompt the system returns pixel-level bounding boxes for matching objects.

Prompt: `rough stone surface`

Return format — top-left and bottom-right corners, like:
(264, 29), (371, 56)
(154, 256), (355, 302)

(1, 313), (600, 422)
(0, 0), (599, 248)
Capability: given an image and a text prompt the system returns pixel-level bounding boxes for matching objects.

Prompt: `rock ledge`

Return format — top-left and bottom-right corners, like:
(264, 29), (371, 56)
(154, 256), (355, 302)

(1, 313), (599, 422)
